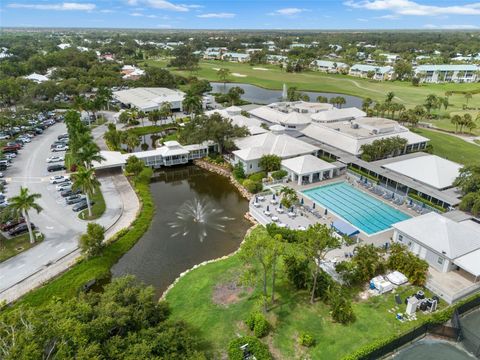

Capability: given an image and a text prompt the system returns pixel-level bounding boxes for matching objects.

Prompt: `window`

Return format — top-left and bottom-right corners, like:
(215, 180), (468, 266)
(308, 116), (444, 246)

(398, 235), (403, 242)
(437, 257), (444, 265)
(249, 164), (252, 169)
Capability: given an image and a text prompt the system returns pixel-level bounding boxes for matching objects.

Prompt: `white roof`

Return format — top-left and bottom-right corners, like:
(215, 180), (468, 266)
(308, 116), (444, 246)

(311, 107), (366, 123)
(113, 88), (185, 111)
(393, 212), (480, 260)
(454, 249), (480, 276)
(25, 73), (49, 83)
(93, 151), (126, 169)
(204, 110), (267, 135)
(383, 155), (462, 190)
(249, 106), (287, 124)
(283, 112), (311, 126)
(233, 133), (317, 161)
(282, 155), (336, 175)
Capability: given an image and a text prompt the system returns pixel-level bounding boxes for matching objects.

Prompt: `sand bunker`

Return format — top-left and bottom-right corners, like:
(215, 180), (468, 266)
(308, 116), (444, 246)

(212, 67), (221, 71)
(232, 73), (247, 77)
(212, 281), (252, 306)
(252, 67), (268, 71)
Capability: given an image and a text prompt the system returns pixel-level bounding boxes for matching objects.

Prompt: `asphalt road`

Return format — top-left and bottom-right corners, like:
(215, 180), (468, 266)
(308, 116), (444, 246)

(0, 122), (122, 293)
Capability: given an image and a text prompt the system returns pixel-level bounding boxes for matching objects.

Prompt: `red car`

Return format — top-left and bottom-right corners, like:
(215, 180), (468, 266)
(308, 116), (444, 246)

(0, 218), (25, 231)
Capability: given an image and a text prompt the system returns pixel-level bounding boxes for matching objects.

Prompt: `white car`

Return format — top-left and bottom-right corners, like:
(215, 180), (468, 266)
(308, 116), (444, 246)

(46, 156), (64, 163)
(56, 182), (72, 191)
(49, 175), (69, 184)
(5, 153), (16, 159)
(52, 145), (68, 152)
(18, 137), (31, 143)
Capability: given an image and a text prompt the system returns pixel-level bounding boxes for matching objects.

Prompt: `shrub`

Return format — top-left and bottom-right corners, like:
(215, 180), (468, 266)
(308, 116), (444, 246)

(259, 154), (281, 172)
(283, 255), (310, 290)
(136, 167), (154, 184)
(245, 312), (270, 338)
(243, 179), (262, 194)
(233, 162), (245, 180)
(299, 333), (315, 347)
(330, 290), (356, 324)
(248, 171), (266, 182)
(271, 169), (288, 180)
(228, 336), (272, 360)
(387, 243), (429, 286)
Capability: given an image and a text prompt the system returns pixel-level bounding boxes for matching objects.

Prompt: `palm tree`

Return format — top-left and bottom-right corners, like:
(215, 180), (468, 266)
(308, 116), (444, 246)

(451, 114), (461, 133)
(280, 187), (298, 208)
(337, 96), (346, 109)
(182, 91), (202, 118)
(121, 131), (140, 152)
(217, 68), (231, 85)
(386, 92), (395, 103)
(159, 102), (172, 124)
(71, 166), (100, 218)
(316, 95), (328, 103)
(78, 142), (105, 169)
(9, 187), (42, 244)
(362, 98), (373, 112)
(465, 92), (473, 106)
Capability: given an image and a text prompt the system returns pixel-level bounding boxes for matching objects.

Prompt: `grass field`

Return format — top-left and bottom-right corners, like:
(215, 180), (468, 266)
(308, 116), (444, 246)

(79, 186), (106, 220)
(0, 233), (43, 263)
(412, 128), (480, 165)
(166, 249), (438, 360)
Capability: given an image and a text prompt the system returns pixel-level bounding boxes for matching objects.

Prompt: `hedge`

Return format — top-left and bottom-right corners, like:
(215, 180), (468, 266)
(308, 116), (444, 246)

(228, 336), (272, 360)
(347, 166), (379, 183)
(407, 192), (446, 213)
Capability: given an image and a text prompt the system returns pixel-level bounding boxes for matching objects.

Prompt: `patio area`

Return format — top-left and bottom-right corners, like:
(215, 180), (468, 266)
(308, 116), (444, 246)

(426, 267), (480, 304)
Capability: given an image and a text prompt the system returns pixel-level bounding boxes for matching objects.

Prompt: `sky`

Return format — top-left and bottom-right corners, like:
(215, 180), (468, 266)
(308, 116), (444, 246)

(1, 0), (480, 29)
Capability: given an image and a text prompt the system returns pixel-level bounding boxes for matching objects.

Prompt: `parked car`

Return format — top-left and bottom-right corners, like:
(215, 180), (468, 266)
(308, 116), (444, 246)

(66, 194), (86, 205)
(47, 164), (66, 172)
(5, 153), (17, 159)
(58, 133), (69, 140)
(61, 188), (81, 197)
(5, 143), (21, 150)
(56, 181), (72, 191)
(8, 222), (36, 236)
(52, 145), (68, 152)
(2, 147), (18, 154)
(0, 133), (10, 140)
(34, 128), (43, 134)
(0, 160), (11, 168)
(49, 175), (69, 184)
(46, 156), (64, 163)
(72, 200), (94, 212)
(0, 200), (9, 208)
(0, 218), (25, 231)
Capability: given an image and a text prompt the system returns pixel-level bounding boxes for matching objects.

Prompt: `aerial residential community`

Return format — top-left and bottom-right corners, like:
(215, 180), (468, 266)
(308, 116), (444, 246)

(1, 1), (480, 359)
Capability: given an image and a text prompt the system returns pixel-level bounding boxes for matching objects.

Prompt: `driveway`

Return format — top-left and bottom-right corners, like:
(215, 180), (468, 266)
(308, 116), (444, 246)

(0, 122), (122, 294)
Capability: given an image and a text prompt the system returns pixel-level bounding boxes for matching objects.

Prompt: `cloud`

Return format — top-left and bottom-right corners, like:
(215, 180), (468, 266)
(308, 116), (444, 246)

(130, 12), (143, 16)
(8, 2), (96, 11)
(375, 14), (399, 19)
(127, 0), (191, 11)
(424, 24), (479, 29)
(270, 8), (308, 16)
(197, 12), (235, 18)
(356, 18), (369, 21)
(344, 0), (480, 16)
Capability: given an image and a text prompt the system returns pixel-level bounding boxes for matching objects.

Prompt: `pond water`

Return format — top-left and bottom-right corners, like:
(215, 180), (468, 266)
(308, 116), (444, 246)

(210, 82), (363, 108)
(111, 165), (251, 297)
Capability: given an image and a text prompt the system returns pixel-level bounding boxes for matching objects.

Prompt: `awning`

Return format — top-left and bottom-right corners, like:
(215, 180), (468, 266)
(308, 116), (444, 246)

(454, 249), (480, 277)
(332, 219), (360, 237)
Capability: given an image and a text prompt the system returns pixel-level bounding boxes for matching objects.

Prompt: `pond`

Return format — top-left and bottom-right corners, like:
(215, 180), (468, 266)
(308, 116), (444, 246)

(210, 82), (363, 108)
(111, 165), (251, 297)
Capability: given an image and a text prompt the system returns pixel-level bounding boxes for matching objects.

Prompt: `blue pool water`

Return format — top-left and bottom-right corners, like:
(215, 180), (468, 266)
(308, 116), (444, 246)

(302, 182), (411, 235)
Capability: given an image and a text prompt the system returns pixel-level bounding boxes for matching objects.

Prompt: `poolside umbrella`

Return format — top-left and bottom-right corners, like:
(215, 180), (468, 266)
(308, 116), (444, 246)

(409, 199), (413, 206)
(313, 202), (316, 209)
(324, 208), (328, 216)
(255, 196), (258, 202)
(279, 203), (283, 209)
(273, 194), (276, 200)
(267, 205), (270, 211)
(301, 198), (304, 205)
(290, 207), (294, 212)
(360, 175), (363, 181)
(391, 193), (395, 199)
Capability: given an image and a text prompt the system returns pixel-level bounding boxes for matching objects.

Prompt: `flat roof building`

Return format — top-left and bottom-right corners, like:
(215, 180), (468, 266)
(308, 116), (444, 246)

(113, 87), (185, 112)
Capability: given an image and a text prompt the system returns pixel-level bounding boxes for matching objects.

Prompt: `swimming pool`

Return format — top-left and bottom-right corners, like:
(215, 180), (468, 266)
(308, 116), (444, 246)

(302, 182), (411, 235)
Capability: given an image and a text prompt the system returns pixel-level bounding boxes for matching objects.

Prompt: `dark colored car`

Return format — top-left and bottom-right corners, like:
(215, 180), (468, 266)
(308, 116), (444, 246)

(61, 188), (81, 197)
(6, 142), (22, 149)
(34, 128), (43, 134)
(65, 194), (85, 205)
(72, 200), (94, 212)
(47, 164), (66, 172)
(1, 218), (25, 231)
(3, 146), (19, 154)
(8, 222), (35, 236)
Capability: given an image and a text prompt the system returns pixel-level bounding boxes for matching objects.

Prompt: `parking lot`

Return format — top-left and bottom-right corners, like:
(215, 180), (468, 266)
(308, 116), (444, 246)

(0, 119), (122, 294)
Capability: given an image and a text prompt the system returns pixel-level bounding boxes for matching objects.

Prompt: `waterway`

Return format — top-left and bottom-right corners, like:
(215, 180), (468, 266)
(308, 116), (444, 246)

(210, 82), (363, 108)
(111, 165), (251, 297)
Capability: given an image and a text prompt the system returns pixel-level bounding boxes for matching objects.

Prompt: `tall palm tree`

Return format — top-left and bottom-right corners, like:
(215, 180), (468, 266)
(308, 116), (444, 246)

(9, 187), (42, 244)
(159, 102), (172, 124)
(280, 187), (298, 208)
(465, 92), (473, 106)
(121, 131), (140, 152)
(217, 68), (231, 85)
(386, 91), (395, 103)
(78, 142), (105, 169)
(71, 166), (100, 218)
(182, 91), (202, 118)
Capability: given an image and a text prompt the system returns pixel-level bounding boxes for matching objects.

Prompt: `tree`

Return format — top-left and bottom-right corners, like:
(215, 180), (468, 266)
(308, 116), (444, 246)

(125, 155), (145, 177)
(393, 60), (412, 80)
(121, 131), (140, 152)
(424, 94), (438, 114)
(168, 45), (199, 70)
(362, 97), (373, 112)
(232, 162), (245, 180)
(217, 67), (231, 84)
(301, 224), (341, 304)
(386, 92), (395, 103)
(454, 164), (480, 194)
(258, 154), (281, 173)
(148, 109), (160, 126)
(8, 187), (42, 244)
(104, 123), (122, 150)
(179, 113), (249, 153)
(71, 166), (100, 218)
(77, 141), (104, 169)
(226, 86), (245, 106)
(239, 227), (276, 312)
(465, 92), (473, 106)
(80, 222), (105, 258)
(316, 95), (328, 103)
(159, 102), (172, 123)
(280, 186), (298, 209)
(182, 90), (203, 117)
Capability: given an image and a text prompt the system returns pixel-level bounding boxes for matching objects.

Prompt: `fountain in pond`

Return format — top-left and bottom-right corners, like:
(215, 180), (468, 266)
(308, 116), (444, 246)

(169, 198), (234, 242)
(282, 83), (288, 100)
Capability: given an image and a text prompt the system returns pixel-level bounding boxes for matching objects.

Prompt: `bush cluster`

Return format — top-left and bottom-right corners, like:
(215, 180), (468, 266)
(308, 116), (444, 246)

(299, 333), (315, 347)
(245, 312), (270, 338)
(228, 336), (272, 360)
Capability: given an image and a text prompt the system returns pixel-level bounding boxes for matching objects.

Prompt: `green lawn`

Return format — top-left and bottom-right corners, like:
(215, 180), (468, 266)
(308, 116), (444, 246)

(79, 186), (106, 220)
(412, 128), (480, 165)
(0, 233), (43, 263)
(166, 250), (438, 359)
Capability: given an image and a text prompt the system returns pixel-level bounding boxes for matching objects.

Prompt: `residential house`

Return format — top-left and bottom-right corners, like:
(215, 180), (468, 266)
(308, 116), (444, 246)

(349, 64), (395, 80)
(221, 52), (250, 62)
(311, 60), (349, 73)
